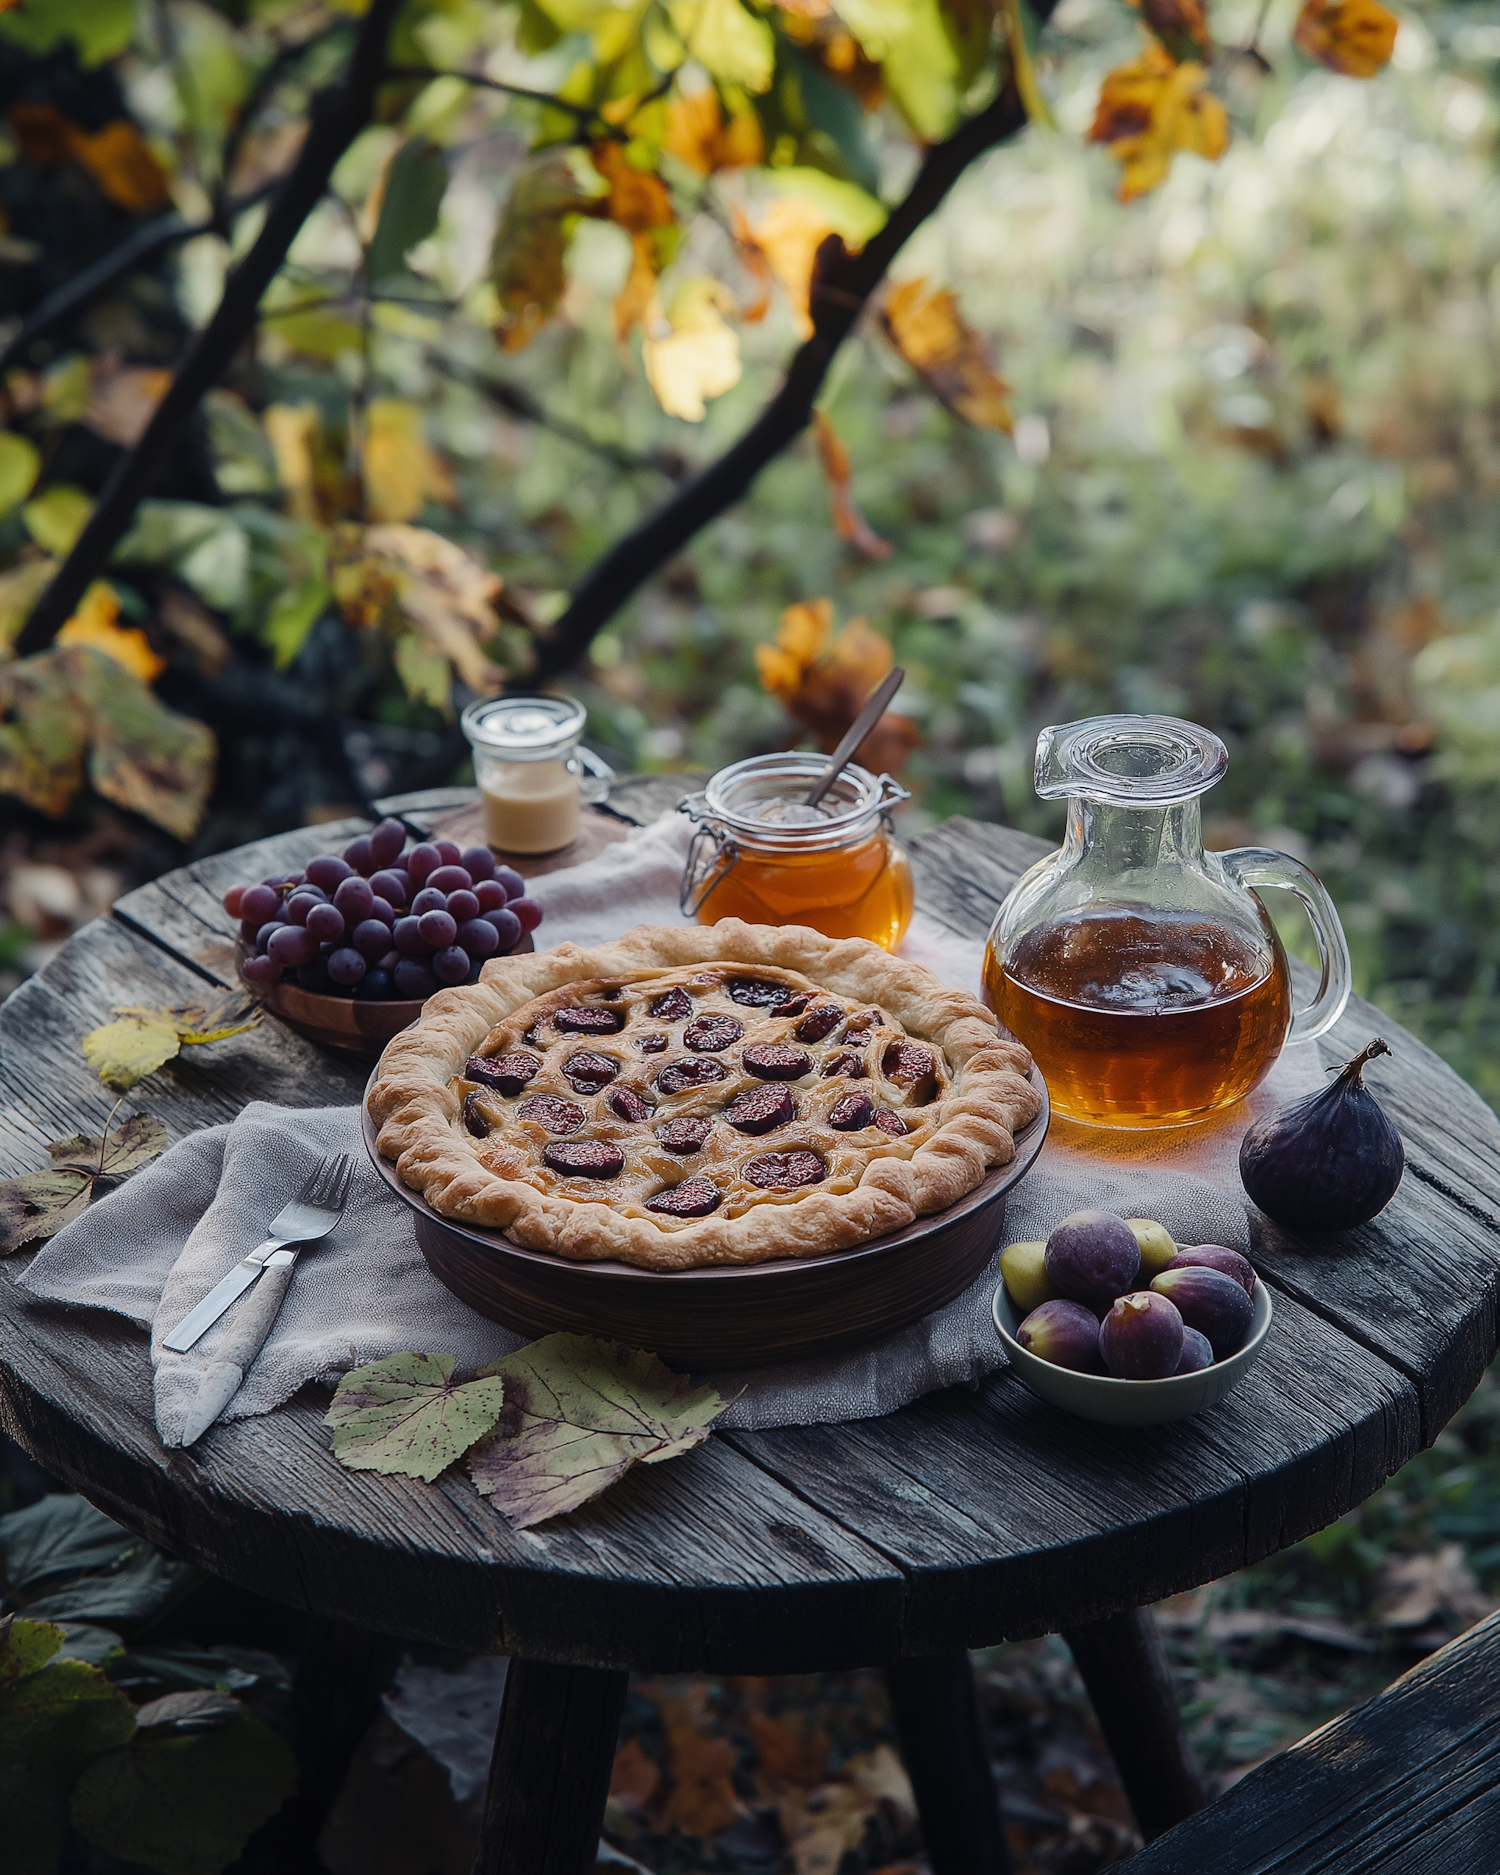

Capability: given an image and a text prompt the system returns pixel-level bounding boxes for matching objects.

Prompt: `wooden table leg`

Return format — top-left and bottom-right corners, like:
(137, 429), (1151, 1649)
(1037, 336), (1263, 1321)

(1062, 1606), (1207, 1842)
(472, 1657), (630, 1875)
(885, 1652), (1012, 1875)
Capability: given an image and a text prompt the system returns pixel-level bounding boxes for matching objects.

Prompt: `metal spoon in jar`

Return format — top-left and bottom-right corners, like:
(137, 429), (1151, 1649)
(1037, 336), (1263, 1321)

(801, 666), (906, 812)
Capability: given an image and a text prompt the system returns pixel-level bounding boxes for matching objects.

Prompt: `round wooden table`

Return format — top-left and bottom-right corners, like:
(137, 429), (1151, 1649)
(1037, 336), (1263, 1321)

(3, 780), (1498, 1875)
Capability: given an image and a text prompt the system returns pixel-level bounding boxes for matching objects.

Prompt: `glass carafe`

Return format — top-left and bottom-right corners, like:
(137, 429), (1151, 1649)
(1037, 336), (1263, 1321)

(981, 715), (1351, 1129)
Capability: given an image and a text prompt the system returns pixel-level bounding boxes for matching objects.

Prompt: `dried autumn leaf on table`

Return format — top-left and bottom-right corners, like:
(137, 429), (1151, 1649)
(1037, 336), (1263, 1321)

(82, 995), (258, 1092)
(813, 409), (892, 558)
(0, 1116), (168, 1254)
(361, 400), (455, 525)
(467, 1334), (727, 1528)
(56, 583), (164, 682)
(756, 599), (921, 772)
(664, 87), (766, 173)
(1088, 45), (1228, 201)
(644, 279), (743, 422)
(1293, 0), (1398, 76)
(490, 159), (596, 353)
(326, 1352), (507, 1482)
(882, 278), (1013, 432)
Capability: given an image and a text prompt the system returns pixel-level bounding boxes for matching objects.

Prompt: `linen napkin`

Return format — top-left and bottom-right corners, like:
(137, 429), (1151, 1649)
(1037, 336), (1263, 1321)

(14, 812), (1325, 1441)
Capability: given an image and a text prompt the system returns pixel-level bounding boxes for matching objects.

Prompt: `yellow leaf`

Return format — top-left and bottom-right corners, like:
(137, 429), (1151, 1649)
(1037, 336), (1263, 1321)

(614, 232), (659, 341)
(743, 198), (837, 339)
(812, 409), (891, 559)
(1292, 0), (1398, 77)
(668, 0), (776, 92)
(57, 582), (164, 683)
(362, 400), (452, 525)
(664, 88), (765, 174)
(643, 279), (742, 421)
(81, 1016), (181, 1092)
(756, 599), (919, 771)
(882, 277), (1013, 431)
(1088, 44), (1228, 201)
(0, 432), (40, 514)
(359, 524), (505, 696)
(23, 484), (93, 554)
(264, 403), (320, 521)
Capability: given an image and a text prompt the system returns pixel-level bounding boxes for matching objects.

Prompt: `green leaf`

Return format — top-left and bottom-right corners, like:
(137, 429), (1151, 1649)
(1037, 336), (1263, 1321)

(467, 1335), (727, 1529)
(668, 0), (775, 92)
(788, 51), (881, 196)
(1, 1497), (133, 1597)
(368, 138), (450, 284)
(0, 0), (135, 67)
(24, 1544), (197, 1630)
(0, 433), (41, 516)
(81, 1018), (182, 1093)
(115, 501), (250, 612)
(393, 631), (452, 711)
(71, 1705), (297, 1875)
(767, 169), (888, 245)
(0, 1650), (137, 1875)
(22, 485), (93, 555)
(267, 307), (368, 362)
(0, 1614), (64, 1683)
(325, 1352), (507, 1481)
(0, 558), (56, 658)
(52, 1625), (125, 1668)
(264, 576), (332, 669)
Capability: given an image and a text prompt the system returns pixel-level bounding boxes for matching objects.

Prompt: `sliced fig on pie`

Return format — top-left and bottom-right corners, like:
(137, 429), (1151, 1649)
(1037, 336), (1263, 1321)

(793, 1005), (842, 1042)
(608, 1086), (652, 1122)
(465, 1052), (539, 1096)
(828, 1092), (875, 1131)
(561, 1051), (618, 1093)
(875, 1109), (909, 1137)
(723, 1085), (795, 1134)
(743, 1150), (825, 1189)
(517, 1094), (586, 1134)
(646, 1176), (721, 1217)
(684, 1013), (744, 1052)
(543, 1140), (625, 1178)
(649, 987), (693, 1020)
(658, 1117), (712, 1154)
(821, 1051), (866, 1079)
(656, 1056), (729, 1095)
(742, 1043), (812, 1081)
(554, 1005), (625, 1035)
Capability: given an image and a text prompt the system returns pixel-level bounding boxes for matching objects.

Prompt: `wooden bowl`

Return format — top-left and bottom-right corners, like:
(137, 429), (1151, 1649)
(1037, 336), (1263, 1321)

(237, 936), (532, 1060)
(361, 1067), (1049, 1369)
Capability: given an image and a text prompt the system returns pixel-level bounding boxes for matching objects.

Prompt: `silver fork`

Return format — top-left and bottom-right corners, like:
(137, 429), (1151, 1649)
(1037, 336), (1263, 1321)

(161, 1153), (355, 1355)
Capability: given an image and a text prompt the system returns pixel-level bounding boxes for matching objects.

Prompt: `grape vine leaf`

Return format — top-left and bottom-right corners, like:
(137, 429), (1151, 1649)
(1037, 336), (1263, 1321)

(70, 1698), (297, 1875)
(467, 1334), (728, 1528)
(325, 1352), (507, 1481)
(0, 1115), (168, 1254)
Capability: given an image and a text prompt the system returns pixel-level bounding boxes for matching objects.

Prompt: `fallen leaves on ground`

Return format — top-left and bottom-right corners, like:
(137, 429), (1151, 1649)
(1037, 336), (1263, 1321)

(81, 993), (259, 1093)
(643, 279), (743, 422)
(812, 410), (892, 558)
(325, 1353), (507, 1482)
(0, 644), (216, 837)
(1375, 1543), (1496, 1629)
(1088, 44), (1229, 201)
(1292, 0), (1398, 77)
(56, 583), (164, 683)
(9, 103), (170, 212)
(881, 279), (1012, 433)
(0, 1114), (167, 1254)
(756, 598), (920, 773)
(468, 1334), (727, 1528)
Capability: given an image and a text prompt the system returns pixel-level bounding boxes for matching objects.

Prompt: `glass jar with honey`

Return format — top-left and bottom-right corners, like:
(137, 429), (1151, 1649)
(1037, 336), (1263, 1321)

(679, 754), (913, 949)
(983, 715), (1351, 1129)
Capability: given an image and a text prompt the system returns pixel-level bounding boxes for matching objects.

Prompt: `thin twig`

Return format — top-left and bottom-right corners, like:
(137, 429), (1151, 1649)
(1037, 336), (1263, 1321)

(16, 0), (408, 657)
(384, 63), (610, 132)
(527, 24), (1056, 682)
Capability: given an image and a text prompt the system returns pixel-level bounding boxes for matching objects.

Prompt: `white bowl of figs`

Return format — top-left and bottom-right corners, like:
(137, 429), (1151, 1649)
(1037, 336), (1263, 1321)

(992, 1212), (1271, 1427)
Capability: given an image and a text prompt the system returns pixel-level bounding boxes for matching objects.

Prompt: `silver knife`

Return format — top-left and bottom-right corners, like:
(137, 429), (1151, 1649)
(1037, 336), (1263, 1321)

(160, 1238), (289, 1353)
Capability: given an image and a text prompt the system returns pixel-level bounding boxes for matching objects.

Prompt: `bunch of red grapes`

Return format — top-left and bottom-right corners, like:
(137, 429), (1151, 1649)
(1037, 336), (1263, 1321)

(225, 817), (542, 1001)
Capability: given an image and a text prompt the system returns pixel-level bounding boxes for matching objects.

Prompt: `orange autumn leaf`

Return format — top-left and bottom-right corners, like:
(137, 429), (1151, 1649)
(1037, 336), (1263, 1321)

(589, 142), (675, 233)
(57, 583), (164, 684)
(10, 105), (170, 213)
(743, 198), (841, 338)
(1088, 44), (1228, 201)
(813, 409), (891, 560)
(615, 232), (659, 341)
(881, 278), (1012, 433)
(756, 598), (920, 772)
(657, 1692), (738, 1838)
(1129, 0), (1212, 61)
(1292, 0), (1398, 76)
(664, 88), (766, 174)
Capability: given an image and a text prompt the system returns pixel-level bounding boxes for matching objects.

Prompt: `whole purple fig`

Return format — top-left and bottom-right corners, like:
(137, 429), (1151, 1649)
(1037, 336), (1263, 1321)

(1175, 1326), (1215, 1374)
(1017, 1299), (1105, 1374)
(1239, 1038), (1404, 1233)
(1044, 1211), (1141, 1312)
(1099, 1292), (1184, 1379)
(1165, 1245), (1256, 1297)
(1151, 1265), (1253, 1359)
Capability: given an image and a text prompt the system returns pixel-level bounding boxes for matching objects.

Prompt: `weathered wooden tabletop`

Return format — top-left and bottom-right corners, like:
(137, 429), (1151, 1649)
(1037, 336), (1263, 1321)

(2, 781), (1498, 1674)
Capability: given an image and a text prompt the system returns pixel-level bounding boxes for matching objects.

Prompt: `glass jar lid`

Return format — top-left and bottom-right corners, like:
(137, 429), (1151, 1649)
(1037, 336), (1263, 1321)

(461, 695), (586, 763)
(697, 752), (907, 851)
(1035, 714), (1228, 807)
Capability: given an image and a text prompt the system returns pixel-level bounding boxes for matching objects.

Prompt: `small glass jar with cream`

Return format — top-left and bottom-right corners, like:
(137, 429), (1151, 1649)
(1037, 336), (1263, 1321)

(460, 696), (611, 855)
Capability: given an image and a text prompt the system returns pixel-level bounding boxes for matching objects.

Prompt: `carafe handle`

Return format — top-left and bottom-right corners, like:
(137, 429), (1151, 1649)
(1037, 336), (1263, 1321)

(1219, 847), (1351, 1044)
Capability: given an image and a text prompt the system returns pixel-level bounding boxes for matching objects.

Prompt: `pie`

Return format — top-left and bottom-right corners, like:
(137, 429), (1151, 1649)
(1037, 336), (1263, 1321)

(368, 920), (1040, 1272)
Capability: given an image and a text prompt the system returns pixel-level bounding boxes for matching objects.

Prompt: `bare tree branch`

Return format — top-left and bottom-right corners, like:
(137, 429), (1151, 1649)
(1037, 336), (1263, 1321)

(529, 72), (1042, 683)
(15, 0), (407, 659)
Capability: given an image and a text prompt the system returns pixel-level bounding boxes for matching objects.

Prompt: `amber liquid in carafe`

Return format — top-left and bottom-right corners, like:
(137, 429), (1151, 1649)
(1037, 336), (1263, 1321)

(698, 835), (914, 950)
(984, 906), (1292, 1127)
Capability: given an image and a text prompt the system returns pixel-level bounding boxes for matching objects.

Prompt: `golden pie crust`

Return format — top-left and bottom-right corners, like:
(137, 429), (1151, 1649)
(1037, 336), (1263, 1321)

(367, 920), (1040, 1272)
